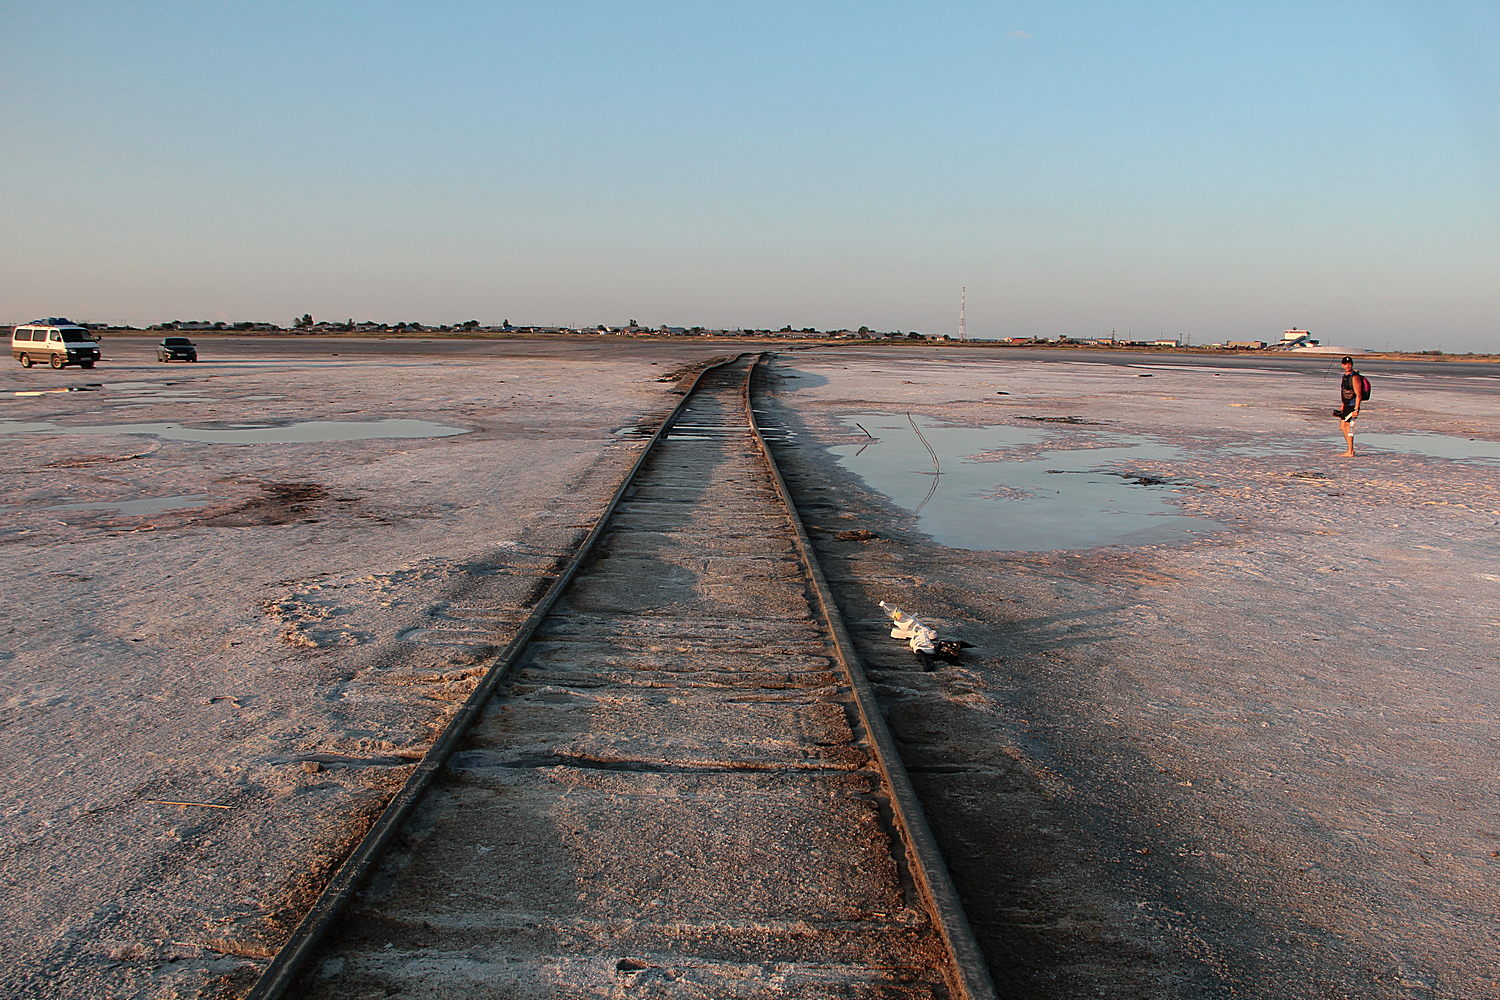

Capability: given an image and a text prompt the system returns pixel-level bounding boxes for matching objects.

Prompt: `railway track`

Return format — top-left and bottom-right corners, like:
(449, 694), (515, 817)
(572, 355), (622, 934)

(249, 355), (996, 1000)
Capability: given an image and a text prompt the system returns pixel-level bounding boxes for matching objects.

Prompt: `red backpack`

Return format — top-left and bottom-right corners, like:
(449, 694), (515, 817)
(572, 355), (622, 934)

(1355, 373), (1372, 401)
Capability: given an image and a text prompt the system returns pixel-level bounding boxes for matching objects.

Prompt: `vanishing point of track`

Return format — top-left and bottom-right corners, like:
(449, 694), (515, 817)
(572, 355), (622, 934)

(248, 355), (996, 999)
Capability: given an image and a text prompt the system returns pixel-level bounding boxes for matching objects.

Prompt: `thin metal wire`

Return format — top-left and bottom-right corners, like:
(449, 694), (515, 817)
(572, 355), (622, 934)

(908, 412), (943, 514)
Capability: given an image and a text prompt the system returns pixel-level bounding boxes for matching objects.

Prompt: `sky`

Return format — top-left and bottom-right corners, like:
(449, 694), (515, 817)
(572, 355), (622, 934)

(3, 1), (1497, 351)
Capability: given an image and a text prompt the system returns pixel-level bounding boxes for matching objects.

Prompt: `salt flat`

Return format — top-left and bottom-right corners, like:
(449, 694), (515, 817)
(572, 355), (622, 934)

(768, 348), (1500, 1000)
(2, 338), (1496, 999)
(0, 336), (721, 999)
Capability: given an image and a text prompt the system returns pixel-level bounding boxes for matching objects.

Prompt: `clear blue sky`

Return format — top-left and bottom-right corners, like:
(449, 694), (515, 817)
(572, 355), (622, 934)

(3, 1), (1497, 350)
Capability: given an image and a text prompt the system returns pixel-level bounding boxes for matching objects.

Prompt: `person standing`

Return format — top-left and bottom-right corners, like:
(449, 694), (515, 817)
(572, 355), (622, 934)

(1335, 356), (1363, 456)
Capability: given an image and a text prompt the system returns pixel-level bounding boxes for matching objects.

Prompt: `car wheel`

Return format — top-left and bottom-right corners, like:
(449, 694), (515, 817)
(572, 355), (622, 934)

(50, 354), (65, 369)
(18, 353), (32, 367)
(80, 361), (95, 369)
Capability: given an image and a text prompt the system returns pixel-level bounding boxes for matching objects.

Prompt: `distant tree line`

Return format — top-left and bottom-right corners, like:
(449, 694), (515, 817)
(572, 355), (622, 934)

(119, 317), (949, 340)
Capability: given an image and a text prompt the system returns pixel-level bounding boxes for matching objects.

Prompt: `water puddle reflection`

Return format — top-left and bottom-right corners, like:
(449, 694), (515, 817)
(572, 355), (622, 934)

(832, 413), (1223, 552)
(0, 417), (469, 444)
(1360, 432), (1500, 465)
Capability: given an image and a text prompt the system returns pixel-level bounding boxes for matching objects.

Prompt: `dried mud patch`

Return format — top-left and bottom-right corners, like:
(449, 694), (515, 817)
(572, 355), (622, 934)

(196, 481), (329, 527)
(1017, 414), (1109, 425)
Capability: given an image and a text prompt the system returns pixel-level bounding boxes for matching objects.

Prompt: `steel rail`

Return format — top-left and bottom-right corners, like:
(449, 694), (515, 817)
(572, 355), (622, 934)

(744, 356), (1000, 1000)
(244, 353), (748, 1000)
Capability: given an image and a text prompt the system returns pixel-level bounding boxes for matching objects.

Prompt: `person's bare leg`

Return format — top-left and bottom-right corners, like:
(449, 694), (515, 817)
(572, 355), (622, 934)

(1339, 418), (1356, 456)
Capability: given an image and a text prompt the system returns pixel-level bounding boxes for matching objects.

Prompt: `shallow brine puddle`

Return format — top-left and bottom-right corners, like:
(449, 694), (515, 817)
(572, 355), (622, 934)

(0, 417), (469, 444)
(831, 413), (1223, 552)
(1359, 432), (1500, 465)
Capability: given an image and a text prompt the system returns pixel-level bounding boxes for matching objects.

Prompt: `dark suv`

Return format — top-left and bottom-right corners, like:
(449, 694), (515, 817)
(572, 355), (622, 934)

(157, 337), (198, 362)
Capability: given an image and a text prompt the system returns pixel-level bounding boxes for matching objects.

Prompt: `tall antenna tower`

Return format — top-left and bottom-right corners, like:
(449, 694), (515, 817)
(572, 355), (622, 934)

(958, 286), (967, 341)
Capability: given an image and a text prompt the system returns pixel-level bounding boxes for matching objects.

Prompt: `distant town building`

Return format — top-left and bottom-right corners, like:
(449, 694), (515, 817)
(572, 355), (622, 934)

(1273, 328), (1320, 350)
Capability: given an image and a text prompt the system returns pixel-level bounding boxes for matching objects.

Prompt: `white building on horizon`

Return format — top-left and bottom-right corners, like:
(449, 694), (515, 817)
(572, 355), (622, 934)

(1274, 328), (1319, 350)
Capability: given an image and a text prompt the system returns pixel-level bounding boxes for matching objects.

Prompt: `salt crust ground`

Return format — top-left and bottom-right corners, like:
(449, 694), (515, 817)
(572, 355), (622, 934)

(4, 340), (1496, 999)
(767, 349), (1500, 1000)
(0, 337), (729, 999)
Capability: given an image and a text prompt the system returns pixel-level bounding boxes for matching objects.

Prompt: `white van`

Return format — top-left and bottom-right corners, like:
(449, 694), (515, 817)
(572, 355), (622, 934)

(11, 318), (101, 369)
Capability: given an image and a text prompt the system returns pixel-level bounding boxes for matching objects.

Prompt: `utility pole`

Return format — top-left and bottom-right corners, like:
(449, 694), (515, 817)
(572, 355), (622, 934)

(959, 286), (967, 341)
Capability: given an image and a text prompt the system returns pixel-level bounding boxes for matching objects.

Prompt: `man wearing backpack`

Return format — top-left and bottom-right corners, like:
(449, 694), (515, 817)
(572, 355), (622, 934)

(1335, 356), (1368, 456)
